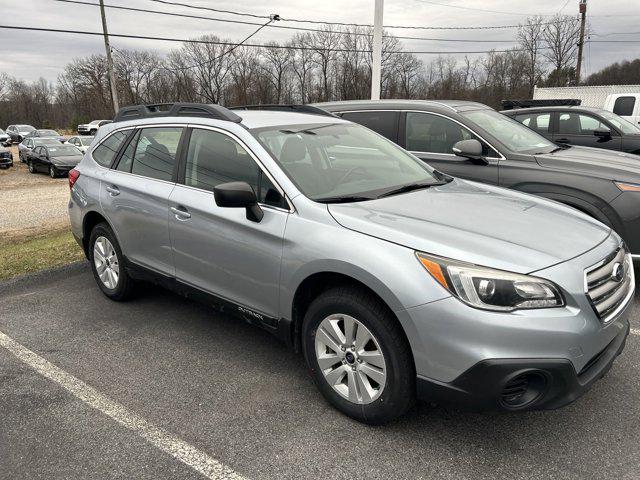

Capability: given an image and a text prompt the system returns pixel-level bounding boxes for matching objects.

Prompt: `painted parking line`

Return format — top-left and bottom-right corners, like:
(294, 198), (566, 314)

(0, 330), (246, 480)
(631, 328), (640, 336)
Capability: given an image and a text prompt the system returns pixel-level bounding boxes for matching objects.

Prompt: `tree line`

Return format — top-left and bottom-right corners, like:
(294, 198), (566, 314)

(0, 14), (625, 130)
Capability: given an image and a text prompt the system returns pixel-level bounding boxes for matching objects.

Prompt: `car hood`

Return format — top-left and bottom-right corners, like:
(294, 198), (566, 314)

(52, 155), (82, 165)
(535, 145), (640, 182)
(328, 179), (611, 273)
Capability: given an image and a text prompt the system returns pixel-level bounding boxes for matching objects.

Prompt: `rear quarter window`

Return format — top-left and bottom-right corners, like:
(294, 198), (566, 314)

(613, 96), (636, 117)
(92, 130), (129, 167)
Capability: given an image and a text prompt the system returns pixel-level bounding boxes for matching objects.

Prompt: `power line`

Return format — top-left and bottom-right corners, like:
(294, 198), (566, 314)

(0, 24), (545, 55)
(411, 0), (557, 17)
(52, 0), (517, 43)
(140, 0), (576, 31)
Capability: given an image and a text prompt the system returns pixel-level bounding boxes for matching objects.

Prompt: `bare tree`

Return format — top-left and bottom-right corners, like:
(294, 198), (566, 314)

(517, 15), (547, 93)
(261, 42), (292, 103)
(541, 14), (581, 86)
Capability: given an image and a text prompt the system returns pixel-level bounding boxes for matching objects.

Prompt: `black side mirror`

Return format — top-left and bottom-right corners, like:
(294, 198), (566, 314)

(594, 126), (612, 138)
(452, 139), (488, 165)
(214, 181), (264, 222)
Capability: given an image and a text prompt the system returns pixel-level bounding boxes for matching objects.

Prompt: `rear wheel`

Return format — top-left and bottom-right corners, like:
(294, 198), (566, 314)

(88, 222), (135, 301)
(28, 161), (35, 173)
(49, 165), (57, 178)
(302, 287), (415, 424)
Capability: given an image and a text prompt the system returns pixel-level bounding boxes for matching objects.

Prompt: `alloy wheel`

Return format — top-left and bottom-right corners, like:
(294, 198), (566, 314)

(315, 314), (387, 404)
(93, 236), (119, 290)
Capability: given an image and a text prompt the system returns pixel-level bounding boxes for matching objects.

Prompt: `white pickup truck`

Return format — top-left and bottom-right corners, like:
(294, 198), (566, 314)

(533, 85), (640, 126)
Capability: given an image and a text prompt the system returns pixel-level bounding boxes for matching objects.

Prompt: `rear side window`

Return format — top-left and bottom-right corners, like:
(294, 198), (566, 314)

(340, 111), (399, 142)
(184, 128), (285, 208)
(613, 96), (635, 117)
(92, 130), (128, 167)
(131, 127), (182, 181)
(514, 112), (551, 134)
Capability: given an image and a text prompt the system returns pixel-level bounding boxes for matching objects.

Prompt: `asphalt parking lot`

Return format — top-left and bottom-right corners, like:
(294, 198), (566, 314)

(0, 264), (639, 480)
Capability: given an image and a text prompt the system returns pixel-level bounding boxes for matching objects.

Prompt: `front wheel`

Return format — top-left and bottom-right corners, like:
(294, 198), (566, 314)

(28, 161), (36, 173)
(88, 222), (136, 301)
(302, 287), (415, 424)
(49, 165), (57, 178)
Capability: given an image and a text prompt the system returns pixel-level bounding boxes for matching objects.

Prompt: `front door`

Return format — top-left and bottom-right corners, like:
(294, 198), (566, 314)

(403, 111), (500, 185)
(168, 127), (289, 318)
(553, 111), (622, 151)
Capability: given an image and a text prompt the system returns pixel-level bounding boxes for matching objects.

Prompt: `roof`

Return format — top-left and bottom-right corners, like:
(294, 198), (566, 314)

(501, 106), (607, 115)
(237, 110), (347, 129)
(313, 99), (493, 113)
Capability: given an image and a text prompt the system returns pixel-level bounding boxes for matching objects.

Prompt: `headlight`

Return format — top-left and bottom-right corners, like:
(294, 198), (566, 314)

(416, 252), (564, 312)
(614, 181), (640, 192)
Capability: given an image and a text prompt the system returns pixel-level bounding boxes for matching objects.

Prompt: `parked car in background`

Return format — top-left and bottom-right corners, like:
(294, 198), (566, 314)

(27, 143), (83, 177)
(77, 119), (112, 135)
(24, 128), (66, 143)
(69, 103), (634, 424)
(501, 106), (640, 155)
(0, 128), (11, 146)
(0, 146), (13, 169)
(5, 124), (35, 143)
(66, 135), (94, 153)
(316, 100), (640, 257)
(19, 137), (63, 163)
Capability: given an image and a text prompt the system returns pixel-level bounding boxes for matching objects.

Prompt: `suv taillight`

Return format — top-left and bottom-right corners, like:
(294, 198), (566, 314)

(69, 168), (80, 190)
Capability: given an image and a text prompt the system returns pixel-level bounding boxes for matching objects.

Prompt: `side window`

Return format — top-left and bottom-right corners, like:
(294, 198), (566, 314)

(33, 147), (42, 155)
(514, 113), (551, 134)
(405, 112), (496, 156)
(115, 130), (139, 172)
(130, 127), (182, 181)
(92, 130), (129, 167)
(613, 96), (635, 117)
(558, 113), (606, 135)
(340, 111), (399, 142)
(184, 128), (285, 208)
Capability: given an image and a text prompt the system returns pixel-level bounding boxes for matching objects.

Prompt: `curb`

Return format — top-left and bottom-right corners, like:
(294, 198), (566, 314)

(0, 261), (89, 296)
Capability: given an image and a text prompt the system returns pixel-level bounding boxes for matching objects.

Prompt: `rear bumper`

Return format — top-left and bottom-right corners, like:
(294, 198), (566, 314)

(417, 321), (629, 410)
(0, 157), (13, 167)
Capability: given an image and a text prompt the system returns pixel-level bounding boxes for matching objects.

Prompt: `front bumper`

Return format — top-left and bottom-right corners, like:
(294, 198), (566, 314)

(0, 156), (13, 167)
(416, 321), (629, 410)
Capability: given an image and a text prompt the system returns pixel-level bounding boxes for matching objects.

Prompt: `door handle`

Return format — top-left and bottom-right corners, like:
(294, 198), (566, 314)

(170, 206), (191, 220)
(556, 138), (570, 143)
(105, 185), (120, 196)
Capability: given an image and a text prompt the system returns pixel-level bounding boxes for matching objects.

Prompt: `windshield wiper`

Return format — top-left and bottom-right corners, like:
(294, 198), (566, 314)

(315, 195), (374, 204)
(376, 182), (443, 199)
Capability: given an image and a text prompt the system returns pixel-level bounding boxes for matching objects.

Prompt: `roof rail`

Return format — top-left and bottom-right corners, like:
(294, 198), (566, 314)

(229, 104), (338, 118)
(113, 103), (243, 123)
(501, 98), (581, 110)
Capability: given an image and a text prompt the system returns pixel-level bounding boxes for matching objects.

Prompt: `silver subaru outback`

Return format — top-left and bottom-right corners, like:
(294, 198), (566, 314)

(68, 103), (635, 424)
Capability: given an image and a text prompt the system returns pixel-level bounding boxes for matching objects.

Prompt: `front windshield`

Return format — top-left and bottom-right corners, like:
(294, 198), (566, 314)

(39, 129), (59, 136)
(18, 125), (35, 132)
(463, 110), (555, 154)
(35, 138), (61, 145)
(89, 120), (101, 125)
(599, 110), (640, 135)
(81, 136), (95, 146)
(254, 123), (442, 201)
(48, 145), (81, 156)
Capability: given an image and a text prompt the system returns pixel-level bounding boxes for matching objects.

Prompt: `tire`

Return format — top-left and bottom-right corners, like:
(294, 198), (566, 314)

(49, 165), (57, 178)
(302, 286), (415, 425)
(88, 222), (135, 301)
(27, 161), (35, 173)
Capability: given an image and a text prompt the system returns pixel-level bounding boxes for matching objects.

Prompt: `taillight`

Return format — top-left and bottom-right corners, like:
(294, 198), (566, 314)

(69, 168), (80, 190)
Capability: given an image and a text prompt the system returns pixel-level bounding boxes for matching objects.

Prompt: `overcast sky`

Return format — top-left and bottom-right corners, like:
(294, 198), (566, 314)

(0, 0), (638, 83)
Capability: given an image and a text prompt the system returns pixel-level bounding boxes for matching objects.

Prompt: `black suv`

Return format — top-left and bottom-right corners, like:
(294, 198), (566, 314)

(501, 105), (640, 155)
(316, 100), (640, 257)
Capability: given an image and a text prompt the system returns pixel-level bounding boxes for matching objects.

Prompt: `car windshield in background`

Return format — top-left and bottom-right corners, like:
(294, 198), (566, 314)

(254, 123), (443, 202)
(39, 130), (60, 136)
(463, 109), (556, 154)
(18, 125), (35, 132)
(89, 120), (101, 125)
(48, 145), (81, 156)
(35, 138), (61, 145)
(80, 136), (95, 146)
(599, 110), (640, 135)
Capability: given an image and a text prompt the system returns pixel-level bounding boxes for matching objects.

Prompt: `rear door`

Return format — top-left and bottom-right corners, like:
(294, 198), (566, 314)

(339, 111), (400, 143)
(402, 111), (500, 184)
(99, 126), (184, 276)
(168, 126), (289, 318)
(512, 111), (553, 141)
(553, 111), (622, 150)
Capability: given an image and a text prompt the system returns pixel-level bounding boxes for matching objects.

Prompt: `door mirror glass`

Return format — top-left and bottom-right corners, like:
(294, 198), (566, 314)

(452, 139), (485, 161)
(594, 126), (612, 138)
(214, 181), (263, 222)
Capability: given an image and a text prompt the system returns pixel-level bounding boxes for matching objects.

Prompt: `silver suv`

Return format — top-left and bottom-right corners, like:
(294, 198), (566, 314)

(68, 103), (635, 424)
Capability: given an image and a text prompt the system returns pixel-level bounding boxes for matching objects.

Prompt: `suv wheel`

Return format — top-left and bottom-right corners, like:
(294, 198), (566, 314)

(28, 161), (35, 173)
(49, 165), (57, 178)
(302, 287), (415, 424)
(89, 222), (135, 301)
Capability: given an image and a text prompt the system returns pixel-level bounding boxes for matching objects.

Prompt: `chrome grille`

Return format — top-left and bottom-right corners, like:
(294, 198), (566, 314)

(585, 246), (635, 323)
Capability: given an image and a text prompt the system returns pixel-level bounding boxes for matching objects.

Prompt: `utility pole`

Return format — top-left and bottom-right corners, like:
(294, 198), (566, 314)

(371, 0), (384, 100)
(575, 0), (587, 85)
(99, 0), (119, 113)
